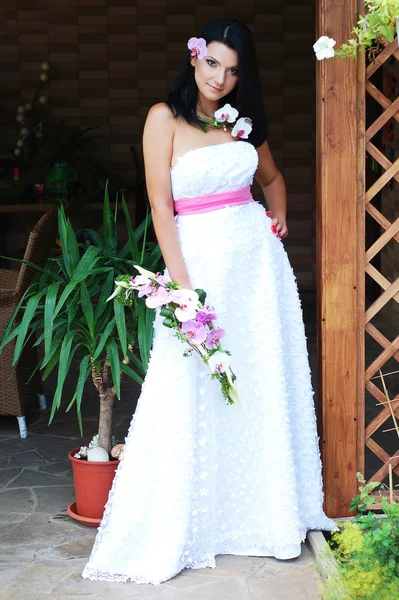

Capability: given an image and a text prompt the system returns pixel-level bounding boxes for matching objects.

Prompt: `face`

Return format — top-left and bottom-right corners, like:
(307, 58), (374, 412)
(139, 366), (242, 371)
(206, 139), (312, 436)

(190, 41), (239, 104)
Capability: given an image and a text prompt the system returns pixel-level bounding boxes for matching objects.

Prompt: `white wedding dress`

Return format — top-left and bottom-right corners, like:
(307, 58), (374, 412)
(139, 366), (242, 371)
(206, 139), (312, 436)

(82, 140), (336, 585)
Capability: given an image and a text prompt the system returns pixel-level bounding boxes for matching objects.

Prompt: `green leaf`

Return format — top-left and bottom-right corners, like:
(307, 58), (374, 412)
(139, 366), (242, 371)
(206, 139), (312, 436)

(44, 282), (60, 359)
(114, 300), (127, 359)
(0, 285), (40, 353)
(136, 298), (155, 372)
(120, 362), (144, 385)
(80, 282), (94, 338)
(65, 354), (91, 420)
(42, 344), (61, 379)
(53, 248), (101, 319)
(49, 331), (77, 422)
(84, 229), (104, 249)
(13, 291), (46, 365)
(57, 207), (79, 277)
(92, 317), (116, 361)
(72, 245), (101, 281)
(0, 255), (63, 282)
(94, 269), (114, 321)
(126, 347), (146, 376)
(105, 338), (120, 399)
(122, 196), (140, 262)
(102, 180), (117, 252)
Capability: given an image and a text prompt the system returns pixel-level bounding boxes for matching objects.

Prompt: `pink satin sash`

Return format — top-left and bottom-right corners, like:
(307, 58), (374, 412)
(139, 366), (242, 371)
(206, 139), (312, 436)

(174, 185), (254, 216)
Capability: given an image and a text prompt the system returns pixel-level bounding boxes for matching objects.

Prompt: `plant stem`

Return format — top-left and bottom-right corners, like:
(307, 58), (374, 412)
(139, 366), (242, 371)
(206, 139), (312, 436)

(91, 363), (115, 455)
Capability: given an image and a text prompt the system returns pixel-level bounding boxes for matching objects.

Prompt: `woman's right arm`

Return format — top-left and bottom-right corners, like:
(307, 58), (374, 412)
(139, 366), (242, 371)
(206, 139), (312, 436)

(142, 103), (193, 290)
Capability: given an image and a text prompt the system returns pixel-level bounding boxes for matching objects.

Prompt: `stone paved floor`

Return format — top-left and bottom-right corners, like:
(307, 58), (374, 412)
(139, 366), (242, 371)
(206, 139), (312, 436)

(0, 399), (324, 600)
(0, 294), (327, 599)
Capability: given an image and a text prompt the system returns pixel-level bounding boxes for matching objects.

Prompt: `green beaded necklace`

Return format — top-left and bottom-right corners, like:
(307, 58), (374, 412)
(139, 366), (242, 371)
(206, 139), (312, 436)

(196, 105), (231, 133)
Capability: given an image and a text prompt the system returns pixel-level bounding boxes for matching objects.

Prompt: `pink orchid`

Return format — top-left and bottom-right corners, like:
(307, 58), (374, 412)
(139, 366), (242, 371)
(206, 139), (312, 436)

(187, 37), (207, 60)
(145, 285), (172, 308)
(205, 327), (225, 349)
(137, 282), (156, 298)
(154, 272), (168, 287)
(196, 309), (217, 326)
(182, 320), (207, 344)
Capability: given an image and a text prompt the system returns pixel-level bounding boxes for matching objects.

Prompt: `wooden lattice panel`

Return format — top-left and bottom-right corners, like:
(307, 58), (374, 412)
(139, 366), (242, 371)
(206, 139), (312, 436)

(364, 37), (399, 492)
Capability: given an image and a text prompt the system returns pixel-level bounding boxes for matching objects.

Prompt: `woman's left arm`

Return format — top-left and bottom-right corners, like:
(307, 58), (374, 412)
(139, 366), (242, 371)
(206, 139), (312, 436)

(254, 141), (288, 239)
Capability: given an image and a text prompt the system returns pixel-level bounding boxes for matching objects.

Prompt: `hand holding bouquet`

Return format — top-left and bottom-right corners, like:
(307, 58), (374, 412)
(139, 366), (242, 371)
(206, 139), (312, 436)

(107, 265), (240, 408)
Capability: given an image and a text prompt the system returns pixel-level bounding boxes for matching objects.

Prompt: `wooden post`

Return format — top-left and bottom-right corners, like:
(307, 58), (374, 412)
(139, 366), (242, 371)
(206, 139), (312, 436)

(316, 0), (363, 517)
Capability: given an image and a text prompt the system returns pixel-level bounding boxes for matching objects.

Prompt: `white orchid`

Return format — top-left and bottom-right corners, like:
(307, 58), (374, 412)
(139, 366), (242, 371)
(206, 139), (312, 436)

(173, 289), (199, 323)
(207, 350), (231, 374)
(232, 117), (252, 140)
(313, 36), (336, 60)
(214, 103), (239, 123)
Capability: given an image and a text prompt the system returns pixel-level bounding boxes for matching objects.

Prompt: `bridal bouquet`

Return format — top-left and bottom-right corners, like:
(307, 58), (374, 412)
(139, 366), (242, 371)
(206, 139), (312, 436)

(107, 265), (240, 408)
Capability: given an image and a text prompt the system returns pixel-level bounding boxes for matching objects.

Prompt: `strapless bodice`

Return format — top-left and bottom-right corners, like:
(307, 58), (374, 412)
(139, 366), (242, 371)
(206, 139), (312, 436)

(170, 141), (259, 201)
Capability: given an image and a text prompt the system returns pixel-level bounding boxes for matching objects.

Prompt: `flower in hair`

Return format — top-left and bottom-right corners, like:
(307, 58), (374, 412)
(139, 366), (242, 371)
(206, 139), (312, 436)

(231, 116), (253, 139)
(187, 37), (207, 59)
(214, 103), (239, 123)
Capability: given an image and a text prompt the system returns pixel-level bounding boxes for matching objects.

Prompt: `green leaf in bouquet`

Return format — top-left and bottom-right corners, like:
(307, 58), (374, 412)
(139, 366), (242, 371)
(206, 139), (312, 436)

(195, 288), (207, 305)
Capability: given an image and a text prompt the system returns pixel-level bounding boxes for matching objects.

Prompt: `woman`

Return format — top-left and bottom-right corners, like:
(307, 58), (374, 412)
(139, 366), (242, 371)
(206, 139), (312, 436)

(82, 17), (336, 586)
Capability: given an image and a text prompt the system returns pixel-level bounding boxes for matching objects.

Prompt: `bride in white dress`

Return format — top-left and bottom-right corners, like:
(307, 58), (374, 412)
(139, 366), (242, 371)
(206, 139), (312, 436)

(82, 17), (336, 585)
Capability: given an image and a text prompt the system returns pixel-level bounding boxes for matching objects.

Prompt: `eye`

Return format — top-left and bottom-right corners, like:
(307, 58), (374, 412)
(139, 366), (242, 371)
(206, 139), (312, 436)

(229, 68), (239, 76)
(206, 59), (216, 67)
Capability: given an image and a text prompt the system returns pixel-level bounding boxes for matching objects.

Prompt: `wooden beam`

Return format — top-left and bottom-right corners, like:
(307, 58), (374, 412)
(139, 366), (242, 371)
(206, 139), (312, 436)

(316, 0), (363, 517)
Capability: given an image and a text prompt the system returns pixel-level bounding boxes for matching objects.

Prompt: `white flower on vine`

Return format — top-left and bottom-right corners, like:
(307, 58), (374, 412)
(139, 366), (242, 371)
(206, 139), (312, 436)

(313, 36), (336, 60)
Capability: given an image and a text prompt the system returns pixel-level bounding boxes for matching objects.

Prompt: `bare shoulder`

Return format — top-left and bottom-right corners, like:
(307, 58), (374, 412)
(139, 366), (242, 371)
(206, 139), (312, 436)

(145, 102), (175, 130)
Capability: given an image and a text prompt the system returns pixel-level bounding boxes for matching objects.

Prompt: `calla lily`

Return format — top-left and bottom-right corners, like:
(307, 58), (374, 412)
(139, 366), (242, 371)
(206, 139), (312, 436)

(207, 350), (230, 374)
(214, 103), (239, 123)
(106, 285), (124, 302)
(313, 36), (336, 60)
(133, 264), (157, 280)
(132, 274), (151, 286)
(232, 117), (252, 139)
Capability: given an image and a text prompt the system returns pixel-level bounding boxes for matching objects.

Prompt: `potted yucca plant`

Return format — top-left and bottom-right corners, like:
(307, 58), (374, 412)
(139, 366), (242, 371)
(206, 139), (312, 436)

(0, 186), (163, 524)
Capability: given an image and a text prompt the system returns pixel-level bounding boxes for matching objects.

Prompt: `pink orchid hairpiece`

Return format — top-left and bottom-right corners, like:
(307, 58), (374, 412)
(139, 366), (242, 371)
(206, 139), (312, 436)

(187, 37), (208, 60)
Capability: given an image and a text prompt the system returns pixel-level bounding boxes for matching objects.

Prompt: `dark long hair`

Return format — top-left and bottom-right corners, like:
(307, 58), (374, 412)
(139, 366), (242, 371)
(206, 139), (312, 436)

(165, 18), (268, 148)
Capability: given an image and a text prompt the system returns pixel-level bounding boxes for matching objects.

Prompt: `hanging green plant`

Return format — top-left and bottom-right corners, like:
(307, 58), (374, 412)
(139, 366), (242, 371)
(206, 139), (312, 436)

(314, 0), (399, 61)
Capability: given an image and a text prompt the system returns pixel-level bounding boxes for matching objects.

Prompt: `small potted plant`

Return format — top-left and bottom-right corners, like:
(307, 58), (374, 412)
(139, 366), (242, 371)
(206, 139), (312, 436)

(0, 185), (163, 524)
(318, 473), (399, 599)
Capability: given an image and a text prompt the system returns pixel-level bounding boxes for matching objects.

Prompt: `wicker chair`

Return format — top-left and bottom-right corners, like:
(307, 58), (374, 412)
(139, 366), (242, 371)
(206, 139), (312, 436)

(0, 209), (58, 437)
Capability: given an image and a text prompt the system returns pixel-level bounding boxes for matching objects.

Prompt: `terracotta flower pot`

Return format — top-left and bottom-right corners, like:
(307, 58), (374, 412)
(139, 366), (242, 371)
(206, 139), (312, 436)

(67, 447), (119, 525)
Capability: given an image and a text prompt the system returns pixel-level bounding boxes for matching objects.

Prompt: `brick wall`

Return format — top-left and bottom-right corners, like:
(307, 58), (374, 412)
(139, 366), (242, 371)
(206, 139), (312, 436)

(1, 1), (317, 290)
